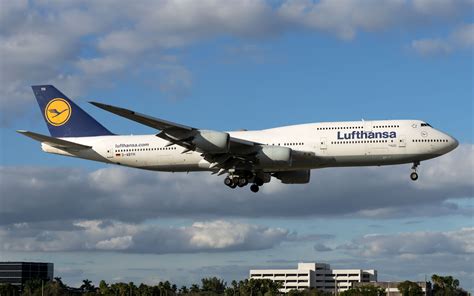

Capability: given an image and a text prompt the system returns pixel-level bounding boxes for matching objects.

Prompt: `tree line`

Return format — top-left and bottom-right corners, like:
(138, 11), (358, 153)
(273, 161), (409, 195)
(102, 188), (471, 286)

(0, 274), (469, 296)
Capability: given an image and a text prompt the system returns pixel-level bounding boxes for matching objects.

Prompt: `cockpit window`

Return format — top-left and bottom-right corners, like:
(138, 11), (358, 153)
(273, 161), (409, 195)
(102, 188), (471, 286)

(421, 123), (432, 127)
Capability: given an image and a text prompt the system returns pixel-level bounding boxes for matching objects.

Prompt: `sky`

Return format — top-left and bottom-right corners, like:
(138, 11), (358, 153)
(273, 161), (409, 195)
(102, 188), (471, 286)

(0, 0), (473, 292)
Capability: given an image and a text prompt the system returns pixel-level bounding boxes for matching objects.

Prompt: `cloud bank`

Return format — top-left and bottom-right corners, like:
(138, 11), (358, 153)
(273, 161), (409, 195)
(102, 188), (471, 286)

(1, 0), (472, 124)
(0, 220), (290, 254)
(1, 145), (472, 225)
(411, 23), (474, 56)
(339, 227), (474, 256)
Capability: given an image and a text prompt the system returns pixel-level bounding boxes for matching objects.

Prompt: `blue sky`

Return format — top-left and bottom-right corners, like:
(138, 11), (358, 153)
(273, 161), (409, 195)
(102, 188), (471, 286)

(0, 0), (473, 292)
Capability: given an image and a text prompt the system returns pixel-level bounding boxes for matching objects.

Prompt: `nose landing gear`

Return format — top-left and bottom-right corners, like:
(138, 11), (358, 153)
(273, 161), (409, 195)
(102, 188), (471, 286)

(410, 161), (420, 181)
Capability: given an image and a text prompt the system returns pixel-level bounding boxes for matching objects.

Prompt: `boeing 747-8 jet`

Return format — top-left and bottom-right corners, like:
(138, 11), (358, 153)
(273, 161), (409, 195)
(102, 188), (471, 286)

(19, 85), (459, 193)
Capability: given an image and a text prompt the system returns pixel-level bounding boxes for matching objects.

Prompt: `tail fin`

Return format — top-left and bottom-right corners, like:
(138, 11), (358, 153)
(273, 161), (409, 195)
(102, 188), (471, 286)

(32, 85), (113, 137)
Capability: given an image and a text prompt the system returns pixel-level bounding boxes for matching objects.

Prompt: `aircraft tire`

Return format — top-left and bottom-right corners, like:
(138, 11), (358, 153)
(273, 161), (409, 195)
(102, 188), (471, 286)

(410, 172), (418, 181)
(224, 177), (233, 186)
(233, 176), (240, 184)
(255, 178), (264, 186)
(250, 184), (259, 193)
(238, 177), (248, 187)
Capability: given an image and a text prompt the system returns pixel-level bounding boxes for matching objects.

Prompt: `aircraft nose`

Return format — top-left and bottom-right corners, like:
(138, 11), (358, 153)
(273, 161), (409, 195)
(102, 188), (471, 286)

(445, 134), (459, 152)
(451, 136), (459, 150)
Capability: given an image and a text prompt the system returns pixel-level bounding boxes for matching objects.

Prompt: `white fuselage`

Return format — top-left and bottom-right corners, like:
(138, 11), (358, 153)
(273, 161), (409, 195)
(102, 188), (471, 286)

(42, 120), (458, 172)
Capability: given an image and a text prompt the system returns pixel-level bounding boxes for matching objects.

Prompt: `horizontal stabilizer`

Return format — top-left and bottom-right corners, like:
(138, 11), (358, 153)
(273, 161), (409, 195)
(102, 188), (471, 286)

(17, 130), (91, 150)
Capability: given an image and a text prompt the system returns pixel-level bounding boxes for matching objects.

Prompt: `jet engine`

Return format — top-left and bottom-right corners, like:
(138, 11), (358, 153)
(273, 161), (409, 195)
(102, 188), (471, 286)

(274, 170), (310, 184)
(193, 130), (230, 153)
(256, 146), (292, 168)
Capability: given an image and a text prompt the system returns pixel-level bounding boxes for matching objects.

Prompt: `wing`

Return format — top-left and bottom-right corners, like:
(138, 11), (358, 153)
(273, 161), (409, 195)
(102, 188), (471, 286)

(90, 102), (261, 172)
(17, 130), (91, 151)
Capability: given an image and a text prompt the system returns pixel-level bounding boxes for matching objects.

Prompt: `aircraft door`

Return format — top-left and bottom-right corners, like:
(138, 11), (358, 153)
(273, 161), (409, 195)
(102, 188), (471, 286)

(398, 137), (406, 148)
(106, 146), (114, 159)
(320, 137), (327, 150)
(364, 121), (372, 132)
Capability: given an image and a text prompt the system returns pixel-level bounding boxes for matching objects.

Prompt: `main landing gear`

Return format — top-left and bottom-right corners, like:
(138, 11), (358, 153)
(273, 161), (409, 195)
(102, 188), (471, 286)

(224, 175), (264, 193)
(410, 161), (420, 181)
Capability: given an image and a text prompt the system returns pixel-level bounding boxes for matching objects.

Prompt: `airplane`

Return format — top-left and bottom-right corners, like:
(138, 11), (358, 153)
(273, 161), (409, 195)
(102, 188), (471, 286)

(18, 85), (459, 193)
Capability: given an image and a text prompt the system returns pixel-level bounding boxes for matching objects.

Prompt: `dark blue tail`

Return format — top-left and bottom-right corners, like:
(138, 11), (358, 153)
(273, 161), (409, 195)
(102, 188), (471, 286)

(32, 85), (113, 137)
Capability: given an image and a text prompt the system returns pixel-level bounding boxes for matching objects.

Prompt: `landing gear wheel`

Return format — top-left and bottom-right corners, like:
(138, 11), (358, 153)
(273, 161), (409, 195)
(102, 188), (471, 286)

(238, 177), (248, 187)
(254, 178), (264, 186)
(233, 177), (240, 185)
(250, 184), (259, 193)
(410, 161), (420, 181)
(229, 182), (237, 189)
(224, 177), (233, 186)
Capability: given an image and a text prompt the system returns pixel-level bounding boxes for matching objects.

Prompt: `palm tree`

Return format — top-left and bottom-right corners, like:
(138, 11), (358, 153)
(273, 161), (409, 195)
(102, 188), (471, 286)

(190, 284), (200, 293)
(201, 277), (226, 294)
(397, 281), (423, 296)
(81, 279), (95, 293)
(179, 285), (189, 295)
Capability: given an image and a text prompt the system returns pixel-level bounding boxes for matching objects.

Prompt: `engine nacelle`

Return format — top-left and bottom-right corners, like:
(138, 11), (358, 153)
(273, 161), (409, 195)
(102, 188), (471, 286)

(256, 146), (292, 168)
(193, 130), (230, 153)
(274, 170), (310, 184)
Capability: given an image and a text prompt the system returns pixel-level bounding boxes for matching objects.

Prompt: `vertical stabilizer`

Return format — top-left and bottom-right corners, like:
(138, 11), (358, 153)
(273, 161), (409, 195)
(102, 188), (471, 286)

(32, 85), (113, 137)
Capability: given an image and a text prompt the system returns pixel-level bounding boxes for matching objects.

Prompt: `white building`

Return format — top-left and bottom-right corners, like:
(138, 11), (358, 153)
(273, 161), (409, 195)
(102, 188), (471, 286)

(249, 262), (377, 293)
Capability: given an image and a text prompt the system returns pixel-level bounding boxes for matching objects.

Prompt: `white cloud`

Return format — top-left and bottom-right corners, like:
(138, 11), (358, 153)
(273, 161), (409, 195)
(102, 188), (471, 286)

(1, 0), (473, 124)
(76, 56), (126, 76)
(95, 236), (133, 250)
(452, 23), (474, 48)
(314, 243), (333, 252)
(411, 38), (452, 55)
(331, 227), (474, 289)
(98, 30), (151, 54)
(1, 145), (472, 225)
(412, 0), (472, 16)
(157, 65), (193, 100)
(0, 219), (290, 254)
(0, 0), (28, 31)
(340, 227), (474, 256)
(278, 0), (408, 40)
(411, 23), (474, 56)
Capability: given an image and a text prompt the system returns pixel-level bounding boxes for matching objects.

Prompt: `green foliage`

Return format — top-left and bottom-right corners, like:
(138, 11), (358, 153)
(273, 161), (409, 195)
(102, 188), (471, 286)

(42, 280), (73, 296)
(179, 286), (189, 294)
(219, 278), (281, 296)
(286, 287), (331, 296)
(201, 277), (226, 295)
(11, 273), (470, 296)
(0, 283), (20, 296)
(397, 281), (423, 296)
(190, 284), (201, 293)
(80, 279), (96, 293)
(20, 278), (78, 296)
(21, 278), (43, 296)
(339, 285), (386, 296)
(431, 274), (468, 296)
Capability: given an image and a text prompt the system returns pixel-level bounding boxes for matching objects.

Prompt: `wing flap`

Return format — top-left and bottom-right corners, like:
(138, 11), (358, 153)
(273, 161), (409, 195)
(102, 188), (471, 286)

(17, 130), (91, 150)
